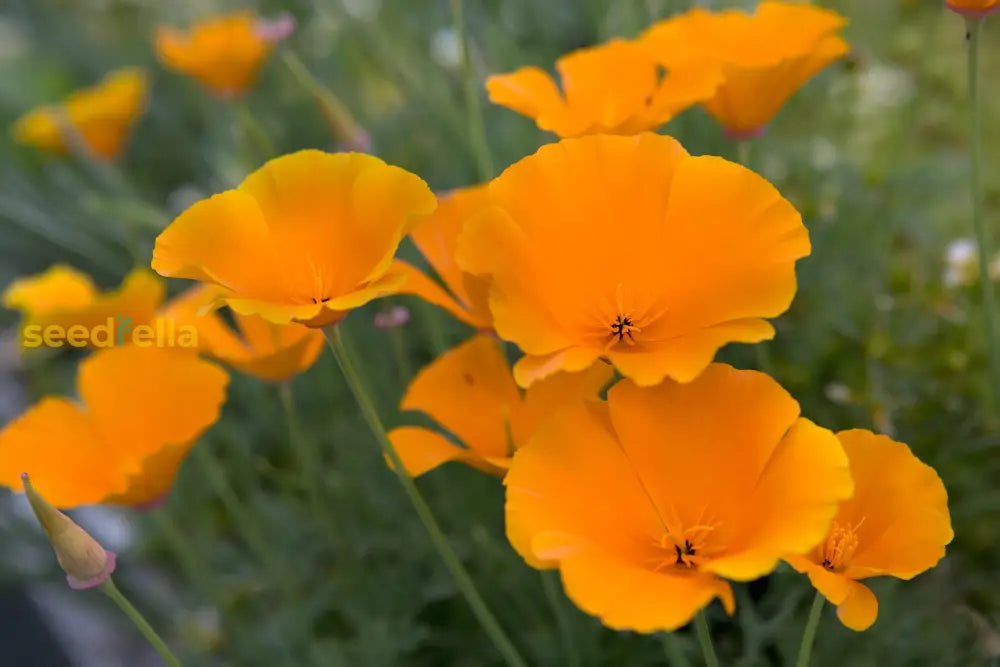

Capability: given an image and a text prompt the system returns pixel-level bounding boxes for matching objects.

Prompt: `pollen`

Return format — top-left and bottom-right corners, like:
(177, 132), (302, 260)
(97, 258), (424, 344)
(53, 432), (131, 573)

(821, 520), (861, 572)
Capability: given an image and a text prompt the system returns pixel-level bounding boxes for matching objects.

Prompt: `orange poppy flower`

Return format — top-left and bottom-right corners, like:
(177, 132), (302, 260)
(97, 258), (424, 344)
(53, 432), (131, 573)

(151, 150), (437, 328)
(161, 284), (324, 382)
(640, 2), (848, 139)
(389, 334), (612, 477)
(392, 185), (494, 330)
(3, 266), (164, 348)
(457, 133), (809, 388)
(505, 364), (854, 630)
(0, 345), (228, 508)
(785, 430), (953, 631)
(486, 38), (721, 137)
(11, 67), (147, 160)
(154, 11), (290, 97)
(947, 0), (1000, 16)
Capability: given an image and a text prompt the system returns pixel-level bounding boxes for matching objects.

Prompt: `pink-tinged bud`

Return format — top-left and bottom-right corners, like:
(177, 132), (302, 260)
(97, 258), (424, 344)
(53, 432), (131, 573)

(21, 473), (117, 590)
(255, 13), (296, 44)
(724, 125), (768, 142)
(946, 1), (1000, 17)
(375, 306), (410, 329)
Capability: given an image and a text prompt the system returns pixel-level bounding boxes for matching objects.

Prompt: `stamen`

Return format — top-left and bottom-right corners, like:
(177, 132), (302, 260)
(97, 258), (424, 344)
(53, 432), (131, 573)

(609, 314), (641, 346)
(820, 520), (862, 572)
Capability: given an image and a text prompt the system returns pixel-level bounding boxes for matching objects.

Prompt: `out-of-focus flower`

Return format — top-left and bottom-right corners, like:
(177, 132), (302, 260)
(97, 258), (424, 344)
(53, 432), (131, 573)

(3, 266), (164, 349)
(0, 345), (228, 508)
(161, 284), (324, 383)
(430, 27), (461, 69)
(641, 2), (848, 139)
(940, 238), (1000, 287)
(505, 364), (853, 629)
(374, 305), (410, 329)
(786, 430), (953, 631)
(11, 68), (147, 160)
(152, 150), (436, 327)
(457, 133), (809, 388)
(947, 0), (1000, 16)
(389, 335), (612, 476)
(393, 185), (494, 331)
(487, 39), (721, 137)
(155, 11), (292, 97)
(21, 473), (117, 590)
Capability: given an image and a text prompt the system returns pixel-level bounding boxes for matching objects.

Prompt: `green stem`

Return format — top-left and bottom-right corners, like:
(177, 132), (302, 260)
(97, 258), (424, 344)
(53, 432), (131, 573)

(737, 140), (750, 168)
(660, 632), (691, 667)
(449, 0), (494, 181)
(278, 382), (337, 537)
(282, 50), (367, 150)
(540, 571), (579, 667)
(100, 577), (183, 667)
(387, 322), (413, 386)
(694, 611), (719, 667)
(794, 592), (825, 667)
(323, 326), (527, 667)
(966, 16), (1000, 410)
(235, 101), (276, 162)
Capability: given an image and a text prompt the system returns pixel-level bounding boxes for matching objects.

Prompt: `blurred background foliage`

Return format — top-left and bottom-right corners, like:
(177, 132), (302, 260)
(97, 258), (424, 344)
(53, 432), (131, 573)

(2, 0), (1000, 665)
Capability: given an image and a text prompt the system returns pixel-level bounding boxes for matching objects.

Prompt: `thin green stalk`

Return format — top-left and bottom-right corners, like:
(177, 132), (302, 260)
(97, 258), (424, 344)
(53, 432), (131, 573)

(794, 592), (825, 667)
(540, 571), (579, 667)
(323, 326), (527, 667)
(965, 16), (1000, 409)
(450, 0), (494, 181)
(100, 577), (183, 667)
(278, 382), (337, 537)
(387, 324), (413, 385)
(282, 50), (367, 150)
(694, 611), (719, 667)
(660, 632), (692, 667)
(235, 101), (276, 162)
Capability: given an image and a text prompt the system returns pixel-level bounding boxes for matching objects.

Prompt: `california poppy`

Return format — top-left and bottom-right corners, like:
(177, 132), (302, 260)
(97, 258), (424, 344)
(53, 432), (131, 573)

(946, 0), (1000, 16)
(11, 67), (147, 160)
(785, 430), (953, 631)
(0, 345), (228, 508)
(640, 2), (848, 139)
(154, 11), (291, 97)
(505, 364), (853, 629)
(389, 334), (611, 476)
(392, 185), (494, 331)
(457, 132), (809, 388)
(486, 38), (721, 138)
(3, 266), (164, 348)
(152, 150), (437, 327)
(161, 284), (324, 383)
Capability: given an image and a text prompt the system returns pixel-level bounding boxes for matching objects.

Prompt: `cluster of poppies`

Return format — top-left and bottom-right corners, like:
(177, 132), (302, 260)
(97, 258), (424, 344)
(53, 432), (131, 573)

(2, 0), (962, 652)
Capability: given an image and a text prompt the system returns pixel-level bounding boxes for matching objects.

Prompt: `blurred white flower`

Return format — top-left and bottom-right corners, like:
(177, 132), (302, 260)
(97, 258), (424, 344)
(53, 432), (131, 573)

(430, 27), (461, 69)
(943, 238), (980, 288)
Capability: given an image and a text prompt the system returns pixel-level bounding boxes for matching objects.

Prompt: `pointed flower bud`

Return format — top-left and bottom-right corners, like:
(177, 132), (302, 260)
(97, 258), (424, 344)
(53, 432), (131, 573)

(21, 473), (117, 590)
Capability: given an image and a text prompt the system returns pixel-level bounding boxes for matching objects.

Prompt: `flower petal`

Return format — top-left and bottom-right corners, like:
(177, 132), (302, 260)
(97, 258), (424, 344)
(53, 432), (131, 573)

(486, 66), (565, 127)
(787, 556), (878, 631)
(387, 426), (499, 477)
(2, 265), (97, 315)
(0, 398), (124, 508)
(391, 259), (483, 327)
(400, 335), (519, 459)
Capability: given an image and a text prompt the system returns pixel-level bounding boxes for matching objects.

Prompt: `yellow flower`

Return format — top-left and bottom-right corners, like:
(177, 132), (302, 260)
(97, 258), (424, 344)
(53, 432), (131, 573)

(152, 150), (436, 327)
(0, 345), (228, 508)
(155, 11), (290, 97)
(389, 334), (611, 476)
(505, 364), (853, 629)
(640, 2), (848, 139)
(786, 430), (953, 630)
(11, 68), (147, 160)
(392, 185), (494, 331)
(487, 39), (721, 137)
(457, 133), (809, 388)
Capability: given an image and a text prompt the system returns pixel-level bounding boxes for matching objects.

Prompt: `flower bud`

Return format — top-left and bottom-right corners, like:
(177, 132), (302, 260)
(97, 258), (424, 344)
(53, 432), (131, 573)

(21, 473), (117, 590)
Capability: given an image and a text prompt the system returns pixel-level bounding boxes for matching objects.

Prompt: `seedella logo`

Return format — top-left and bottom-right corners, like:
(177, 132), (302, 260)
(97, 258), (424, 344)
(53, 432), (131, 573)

(22, 315), (198, 349)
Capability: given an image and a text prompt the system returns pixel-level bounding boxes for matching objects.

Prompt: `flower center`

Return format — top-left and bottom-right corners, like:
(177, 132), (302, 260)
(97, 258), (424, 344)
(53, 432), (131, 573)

(652, 523), (719, 572)
(608, 314), (640, 346)
(820, 520), (861, 572)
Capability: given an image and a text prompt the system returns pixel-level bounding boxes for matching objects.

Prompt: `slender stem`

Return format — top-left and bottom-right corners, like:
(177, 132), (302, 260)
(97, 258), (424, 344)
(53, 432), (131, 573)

(387, 323), (413, 386)
(449, 0), (494, 181)
(660, 632), (692, 667)
(323, 326), (527, 667)
(540, 571), (579, 667)
(737, 140), (750, 168)
(235, 101), (276, 162)
(282, 50), (367, 150)
(965, 16), (1000, 409)
(694, 611), (720, 667)
(100, 577), (183, 667)
(278, 382), (337, 537)
(794, 592), (825, 667)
